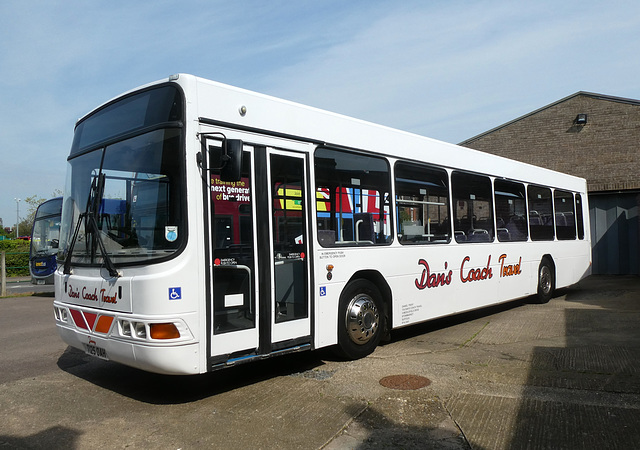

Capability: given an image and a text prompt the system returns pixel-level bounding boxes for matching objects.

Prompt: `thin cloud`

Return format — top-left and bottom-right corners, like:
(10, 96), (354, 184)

(256, 1), (640, 143)
(1, 1), (639, 222)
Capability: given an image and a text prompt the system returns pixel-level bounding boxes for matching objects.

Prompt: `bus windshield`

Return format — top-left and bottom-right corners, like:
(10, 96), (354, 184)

(30, 197), (62, 284)
(59, 87), (186, 267)
(31, 198), (62, 256)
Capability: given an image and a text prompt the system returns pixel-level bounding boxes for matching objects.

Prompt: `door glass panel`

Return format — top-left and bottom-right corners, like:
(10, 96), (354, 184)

(210, 147), (255, 334)
(213, 267), (253, 334)
(270, 154), (308, 323)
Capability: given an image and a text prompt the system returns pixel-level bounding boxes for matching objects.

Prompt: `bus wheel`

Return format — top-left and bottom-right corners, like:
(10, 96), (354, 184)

(336, 279), (385, 360)
(536, 258), (555, 304)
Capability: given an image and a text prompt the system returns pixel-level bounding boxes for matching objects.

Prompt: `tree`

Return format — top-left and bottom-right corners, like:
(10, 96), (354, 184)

(17, 195), (46, 237)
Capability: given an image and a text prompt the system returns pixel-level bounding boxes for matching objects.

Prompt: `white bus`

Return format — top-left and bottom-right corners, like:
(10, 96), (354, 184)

(54, 74), (591, 374)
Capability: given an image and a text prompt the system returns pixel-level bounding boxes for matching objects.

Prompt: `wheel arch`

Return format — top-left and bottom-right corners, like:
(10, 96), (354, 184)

(540, 253), (556, 276)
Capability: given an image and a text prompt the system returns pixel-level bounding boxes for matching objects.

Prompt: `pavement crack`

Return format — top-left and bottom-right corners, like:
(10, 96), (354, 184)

(441, 396), (473, 449)
(320, 402), (369, 449)
(459, 321), (490, 348)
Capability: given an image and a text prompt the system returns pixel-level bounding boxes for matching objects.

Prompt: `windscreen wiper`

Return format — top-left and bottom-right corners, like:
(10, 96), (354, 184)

(62, 173), (120, 278)
(62, 214), (83, 275)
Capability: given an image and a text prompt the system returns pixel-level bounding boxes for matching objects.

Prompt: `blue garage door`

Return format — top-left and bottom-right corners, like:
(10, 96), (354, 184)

(589, 192), (639, 275)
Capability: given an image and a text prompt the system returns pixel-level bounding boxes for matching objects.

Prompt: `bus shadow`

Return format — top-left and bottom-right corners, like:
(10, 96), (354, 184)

(0, 426), (81, 449)
(57, 346), (330, 405)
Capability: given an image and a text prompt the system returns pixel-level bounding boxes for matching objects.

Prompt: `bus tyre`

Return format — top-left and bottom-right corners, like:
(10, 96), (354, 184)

(536, 258), (555, 304)
(336, 280), (385, 360)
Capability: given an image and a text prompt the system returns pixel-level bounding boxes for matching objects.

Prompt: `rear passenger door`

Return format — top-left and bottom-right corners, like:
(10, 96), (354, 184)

(267, 149), (311, 345)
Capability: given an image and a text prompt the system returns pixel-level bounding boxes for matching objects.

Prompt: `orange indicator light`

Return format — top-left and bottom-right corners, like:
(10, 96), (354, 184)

(95, 316), (114, 334)
(150, 323), (180, 340)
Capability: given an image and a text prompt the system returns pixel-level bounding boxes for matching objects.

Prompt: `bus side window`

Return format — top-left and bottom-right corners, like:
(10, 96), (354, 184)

(452, 172), (494, 243)
(528, 185), (554, 241)
(575, 193), (585, 240)
(394, 161), (450, 244)
(314, 147), (392, 247)
(494, 179), (528, 242)
(554, 190), (576, 240)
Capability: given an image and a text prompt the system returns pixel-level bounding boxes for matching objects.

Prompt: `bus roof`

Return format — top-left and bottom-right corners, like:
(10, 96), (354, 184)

(79, 74), (587, 193)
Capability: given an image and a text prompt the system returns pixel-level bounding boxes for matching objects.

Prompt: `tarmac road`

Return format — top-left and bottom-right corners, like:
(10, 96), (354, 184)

(0, 275), (639, 449)
(1, 276), (55, 296)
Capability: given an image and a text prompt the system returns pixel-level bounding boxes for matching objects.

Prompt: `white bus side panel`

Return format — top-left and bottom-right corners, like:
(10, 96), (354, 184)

(314, 239), (590, 349)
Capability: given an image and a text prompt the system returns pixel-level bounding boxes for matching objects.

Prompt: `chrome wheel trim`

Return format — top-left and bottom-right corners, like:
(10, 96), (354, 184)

(539, 265), (552, 295)
(345, 294), (379, 345)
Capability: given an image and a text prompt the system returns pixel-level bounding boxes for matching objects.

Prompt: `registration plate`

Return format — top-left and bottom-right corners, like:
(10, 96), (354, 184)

(84, 343), (108, 360)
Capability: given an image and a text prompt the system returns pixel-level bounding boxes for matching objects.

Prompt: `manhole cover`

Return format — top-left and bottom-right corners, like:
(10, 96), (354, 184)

(379, 374), (431, 390)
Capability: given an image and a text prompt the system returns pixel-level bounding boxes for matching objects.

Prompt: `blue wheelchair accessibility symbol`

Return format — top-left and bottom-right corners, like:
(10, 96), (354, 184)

(319, 286), (327, 297)
(169, 287), (182, 300)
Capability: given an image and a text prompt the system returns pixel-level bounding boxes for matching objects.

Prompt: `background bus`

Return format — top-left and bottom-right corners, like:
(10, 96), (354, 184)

(53, 75), (591, 375)
(30, 197), (63, 285)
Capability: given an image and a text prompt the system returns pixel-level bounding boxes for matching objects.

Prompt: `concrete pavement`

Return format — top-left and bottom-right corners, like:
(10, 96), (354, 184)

(0, 275), (638, 449)
(325, 275), (640, 449)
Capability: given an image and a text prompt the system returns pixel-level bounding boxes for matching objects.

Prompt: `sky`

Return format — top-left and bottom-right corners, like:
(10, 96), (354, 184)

(1, 0), (639, 228)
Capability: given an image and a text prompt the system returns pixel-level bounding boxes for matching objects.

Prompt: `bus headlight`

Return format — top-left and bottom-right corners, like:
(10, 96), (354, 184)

(134, 322), (147, 339)
(120, 320), (132, 337)
(54, 306), (68, 322)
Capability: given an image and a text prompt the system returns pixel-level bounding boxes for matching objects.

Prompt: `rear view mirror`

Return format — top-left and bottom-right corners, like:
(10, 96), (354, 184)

(220, 139), (243, 181)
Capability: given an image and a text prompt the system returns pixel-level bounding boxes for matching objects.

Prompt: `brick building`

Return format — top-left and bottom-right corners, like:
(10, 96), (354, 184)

(460, 92), (639, 275)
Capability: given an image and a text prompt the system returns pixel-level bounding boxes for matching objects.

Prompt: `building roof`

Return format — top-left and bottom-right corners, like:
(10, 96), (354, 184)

(459, 91), (640, 145)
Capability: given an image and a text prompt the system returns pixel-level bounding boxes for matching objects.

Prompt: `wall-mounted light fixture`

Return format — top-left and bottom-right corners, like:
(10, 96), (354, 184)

(575, 113), (588, 125)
